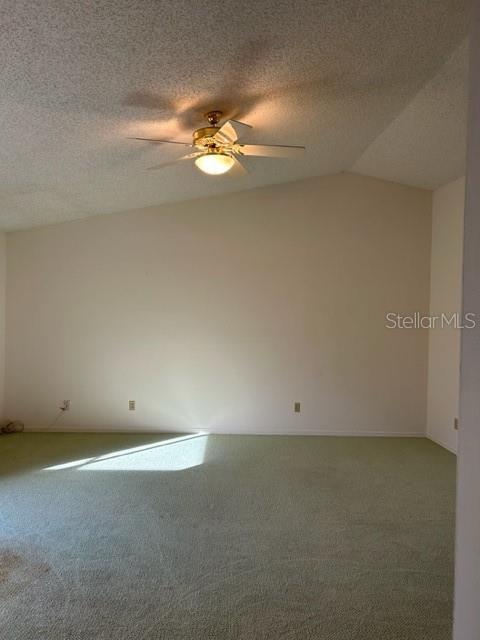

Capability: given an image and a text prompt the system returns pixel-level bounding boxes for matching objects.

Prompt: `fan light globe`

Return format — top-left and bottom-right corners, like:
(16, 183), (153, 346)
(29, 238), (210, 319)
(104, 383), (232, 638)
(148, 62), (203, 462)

(195, 152), (234, 175)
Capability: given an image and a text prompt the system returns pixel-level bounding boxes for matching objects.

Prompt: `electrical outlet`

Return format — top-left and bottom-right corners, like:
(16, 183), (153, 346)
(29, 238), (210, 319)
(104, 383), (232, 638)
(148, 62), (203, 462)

(129, 400), (136, 411)
(61, 400), (70, 411)
(294, 402), (301, 413)
(454, 417), (459, 430)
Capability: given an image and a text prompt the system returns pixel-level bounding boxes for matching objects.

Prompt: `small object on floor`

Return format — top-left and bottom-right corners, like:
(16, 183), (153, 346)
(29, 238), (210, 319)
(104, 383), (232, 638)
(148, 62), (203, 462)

(1, 420), (24, 434)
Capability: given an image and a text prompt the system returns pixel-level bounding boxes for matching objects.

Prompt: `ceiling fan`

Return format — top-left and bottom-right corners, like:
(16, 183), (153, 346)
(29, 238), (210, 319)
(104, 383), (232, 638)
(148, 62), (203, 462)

(130, 110), (305, 176)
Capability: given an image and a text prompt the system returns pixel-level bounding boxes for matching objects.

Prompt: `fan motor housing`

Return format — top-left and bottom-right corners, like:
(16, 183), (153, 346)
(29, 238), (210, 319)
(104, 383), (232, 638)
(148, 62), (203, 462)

(193, 126), (220, 148)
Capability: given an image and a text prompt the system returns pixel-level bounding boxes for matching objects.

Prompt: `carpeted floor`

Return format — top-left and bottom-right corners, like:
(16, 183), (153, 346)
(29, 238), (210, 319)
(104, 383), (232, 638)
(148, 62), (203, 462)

(0, 433), (455, 639)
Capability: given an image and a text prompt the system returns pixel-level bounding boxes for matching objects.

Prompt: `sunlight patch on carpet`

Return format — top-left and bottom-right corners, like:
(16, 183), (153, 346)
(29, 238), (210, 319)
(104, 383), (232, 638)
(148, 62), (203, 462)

(43, 433), (208, 471)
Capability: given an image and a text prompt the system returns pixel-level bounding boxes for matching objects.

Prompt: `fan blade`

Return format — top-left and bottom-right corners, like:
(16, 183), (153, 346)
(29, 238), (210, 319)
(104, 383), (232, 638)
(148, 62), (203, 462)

(147, 152), (200, 171)
(129, 137), (193, 147)
(214, 119), (252, 144)
(236, 143), (305, 158)
(229, 156), (248, 176)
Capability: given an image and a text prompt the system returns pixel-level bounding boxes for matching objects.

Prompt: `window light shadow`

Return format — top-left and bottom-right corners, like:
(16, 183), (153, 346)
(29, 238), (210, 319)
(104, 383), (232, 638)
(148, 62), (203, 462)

(43, 433), (207, 472)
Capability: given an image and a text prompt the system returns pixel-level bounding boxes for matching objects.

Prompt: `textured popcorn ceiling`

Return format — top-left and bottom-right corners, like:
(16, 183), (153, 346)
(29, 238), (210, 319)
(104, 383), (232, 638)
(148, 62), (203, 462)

(0, 0), (468, 231)
(353, 40), (468, 188)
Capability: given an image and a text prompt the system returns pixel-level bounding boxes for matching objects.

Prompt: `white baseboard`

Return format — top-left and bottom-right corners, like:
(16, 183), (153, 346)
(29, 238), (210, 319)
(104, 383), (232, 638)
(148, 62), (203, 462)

(426, 433), (457, 454)
(204, 428), (425, 437)
(24, 425), (426, 438)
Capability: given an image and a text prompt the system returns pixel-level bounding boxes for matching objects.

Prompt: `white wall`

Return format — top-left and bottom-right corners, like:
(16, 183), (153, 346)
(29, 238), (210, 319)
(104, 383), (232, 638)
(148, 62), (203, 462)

(4, 172), (432, 434)
(0, 232), (5, 421)
(454, 4), (480, 637)
(427, 177), (465, 453)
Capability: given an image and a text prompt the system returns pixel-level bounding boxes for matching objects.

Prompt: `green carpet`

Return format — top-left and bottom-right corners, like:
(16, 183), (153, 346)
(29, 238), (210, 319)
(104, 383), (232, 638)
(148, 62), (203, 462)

(0, 433), (455, 639)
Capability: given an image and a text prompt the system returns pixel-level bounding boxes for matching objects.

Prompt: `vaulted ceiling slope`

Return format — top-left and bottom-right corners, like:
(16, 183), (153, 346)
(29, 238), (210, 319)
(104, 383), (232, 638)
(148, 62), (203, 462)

(0, 0), (468, 231)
